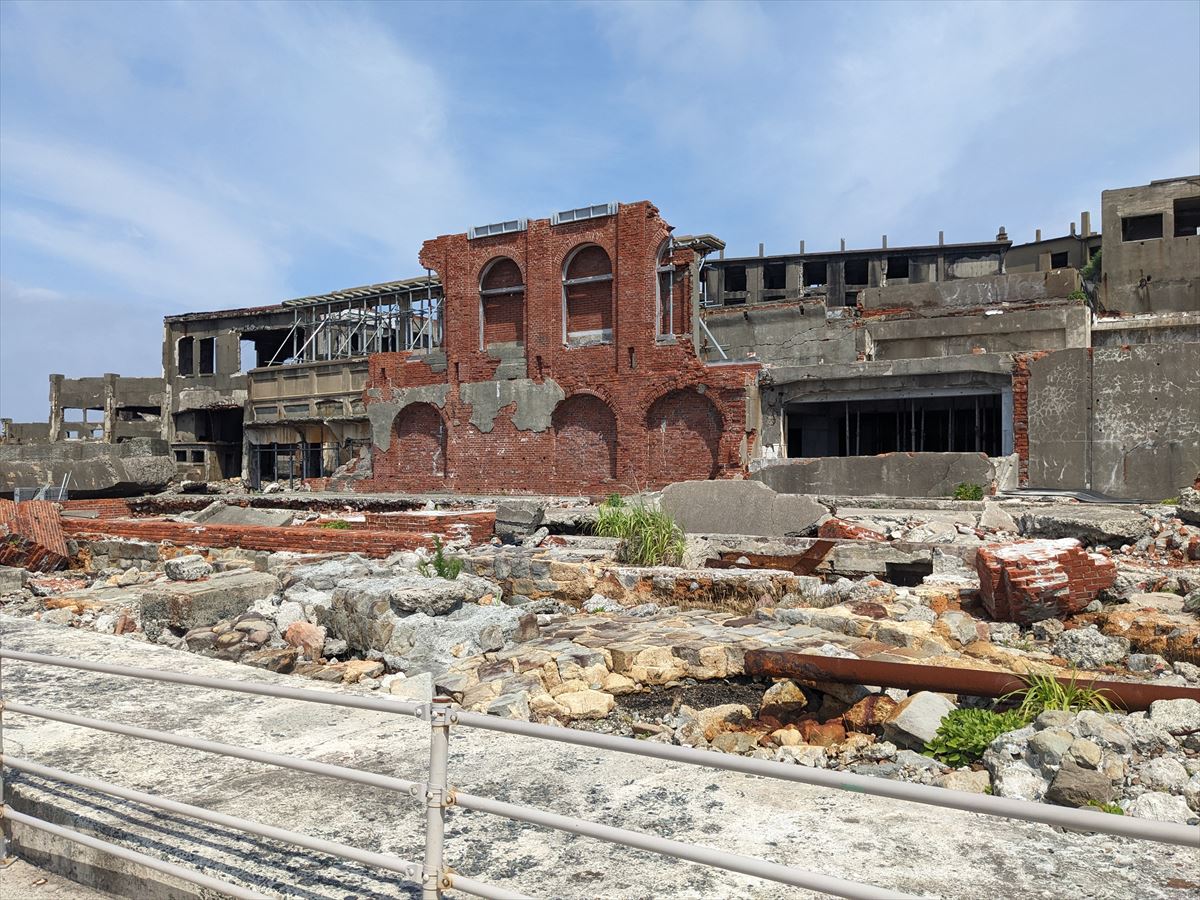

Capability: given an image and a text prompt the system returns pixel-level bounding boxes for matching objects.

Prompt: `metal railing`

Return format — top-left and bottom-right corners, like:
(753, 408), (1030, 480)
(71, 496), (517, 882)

(1, 648), (1195, 900)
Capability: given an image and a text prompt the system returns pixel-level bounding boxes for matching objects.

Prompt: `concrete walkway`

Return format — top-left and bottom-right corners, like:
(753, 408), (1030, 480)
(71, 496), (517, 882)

(1, 616), (1195, 899)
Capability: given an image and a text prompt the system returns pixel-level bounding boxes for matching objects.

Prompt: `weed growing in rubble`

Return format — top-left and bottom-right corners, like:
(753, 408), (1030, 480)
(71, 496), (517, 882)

(952, 482), (985, 501)
(925, 708), (1026, 766)
(320, 519), (351, 529)
(419, 536), (463, 580)
(593, 496), (685, 567)
(1087, 800), (1124, 815)
(1003, 672), (1118, 721)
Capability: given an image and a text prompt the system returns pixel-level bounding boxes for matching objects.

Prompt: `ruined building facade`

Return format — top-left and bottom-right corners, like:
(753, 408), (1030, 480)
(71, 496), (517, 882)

(2, 176), (1197, 500)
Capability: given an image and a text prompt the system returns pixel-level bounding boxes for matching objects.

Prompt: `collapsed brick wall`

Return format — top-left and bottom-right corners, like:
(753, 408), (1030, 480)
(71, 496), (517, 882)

(61, 516), (476, 558)
(61, 498), (136, 519)
(0, 499), (69, 571)
(359, 201), (759, 496)
(976, 538), (1116, 625)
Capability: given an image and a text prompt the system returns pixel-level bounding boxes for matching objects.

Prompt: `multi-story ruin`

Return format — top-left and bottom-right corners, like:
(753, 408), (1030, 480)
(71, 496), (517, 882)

(2, 175), (1197, 500)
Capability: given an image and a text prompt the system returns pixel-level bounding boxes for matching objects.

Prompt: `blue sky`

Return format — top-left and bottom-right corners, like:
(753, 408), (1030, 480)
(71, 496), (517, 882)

(2, 0), (1198, 421)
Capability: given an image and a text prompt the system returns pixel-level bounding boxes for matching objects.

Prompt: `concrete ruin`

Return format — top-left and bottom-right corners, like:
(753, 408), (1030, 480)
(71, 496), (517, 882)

(2, 175), (1196, 501)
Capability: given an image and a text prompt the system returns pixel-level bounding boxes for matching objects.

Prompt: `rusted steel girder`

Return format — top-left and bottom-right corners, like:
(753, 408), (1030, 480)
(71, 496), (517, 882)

(743, 649), (1200, 712)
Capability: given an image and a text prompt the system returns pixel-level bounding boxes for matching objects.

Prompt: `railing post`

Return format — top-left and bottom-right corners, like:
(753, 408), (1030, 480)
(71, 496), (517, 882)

(421, 697), (452, 900)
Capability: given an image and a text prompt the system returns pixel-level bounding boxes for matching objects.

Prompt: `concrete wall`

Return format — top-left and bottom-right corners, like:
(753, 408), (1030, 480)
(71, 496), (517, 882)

(700, 301), (857, 365)
(1027, 343), (1200, 499)
(0, 438), (176, 498)
(1100, 177), (1200, 315)
(751, 452), (1015, 498)
(247, 358), (369, 424)
(864, 303), (1089, 360)
(859, 270), (1079, 313)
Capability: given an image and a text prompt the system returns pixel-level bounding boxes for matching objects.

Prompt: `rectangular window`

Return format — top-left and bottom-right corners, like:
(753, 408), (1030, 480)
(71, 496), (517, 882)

(723, 266), (747, 293)
(174, 450), (187, 462)
(887, 256), (910, 279)
(1050, 251), (1069, 268)
(804, 261), (828, 287)
(198, 337), (216, 374)
(1173, 197), (1200, 237)
(844, 258), (869, 285)
(190, 449), (205, 463)
(177, 337), (194, 377)
(763, 263), (786, 290)
(1122, 213), (1163, 241)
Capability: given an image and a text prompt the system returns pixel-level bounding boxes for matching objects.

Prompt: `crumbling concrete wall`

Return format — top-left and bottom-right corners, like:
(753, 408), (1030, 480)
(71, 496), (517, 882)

(859, 270), (1079, 314)
(751, 452), (1013, 498)
(1026, 343), (1200, 499)
(864, 304), (1089, 360)
(700, 301), (857, 366)
(0, 438), (176, 498)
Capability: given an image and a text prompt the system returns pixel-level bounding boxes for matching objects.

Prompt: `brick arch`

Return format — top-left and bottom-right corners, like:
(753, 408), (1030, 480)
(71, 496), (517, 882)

(552, 393), (618, 489)
(563, 244), (614, 343)
(392, 402), (447, 483)
(645, 388), (723, 483)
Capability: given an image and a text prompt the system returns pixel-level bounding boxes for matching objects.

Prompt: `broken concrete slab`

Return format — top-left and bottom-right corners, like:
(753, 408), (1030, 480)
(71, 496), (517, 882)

(138, 570), (281, 639)
(203, 505), (296, 528)
(495, 501), (544, 543)
(1016, 506), (1151, 547)
(660, 480), (827, 537)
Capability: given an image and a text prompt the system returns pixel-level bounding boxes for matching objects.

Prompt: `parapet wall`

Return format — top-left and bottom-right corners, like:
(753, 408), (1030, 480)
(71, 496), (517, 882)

(751, 453), (1017, 498)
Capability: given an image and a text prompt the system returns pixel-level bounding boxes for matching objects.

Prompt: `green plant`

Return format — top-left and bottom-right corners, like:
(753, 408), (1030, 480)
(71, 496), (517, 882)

(418, 536), (463, 580)
(1086, 800), (1124, 815)
(1080, 249), (1101, 282)
(1067, 288), (1088, 301)
(1002, 672), (1119, 721)
(593, 500), (685, 567)
(1160, 497), (1179, 505)
(953, 482), (985, 501)
(320, 519), (351, 529)
(925, 708), (1027, 766)
(603, 492), (625, 509)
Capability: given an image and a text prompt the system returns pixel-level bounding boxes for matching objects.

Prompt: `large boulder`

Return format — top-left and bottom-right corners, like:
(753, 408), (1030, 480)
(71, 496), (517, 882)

(495, 501), (545, 544)
(1051, 626), (1130, 669)
(1176, 488), (1200, 528)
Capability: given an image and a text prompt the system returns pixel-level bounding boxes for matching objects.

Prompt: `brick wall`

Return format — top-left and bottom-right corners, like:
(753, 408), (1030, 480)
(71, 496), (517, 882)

(976, 538), (1116, 625)
(61, 498), (136, 519)
(360, 201), (759, 496)
(1011, 350), (1051, 486)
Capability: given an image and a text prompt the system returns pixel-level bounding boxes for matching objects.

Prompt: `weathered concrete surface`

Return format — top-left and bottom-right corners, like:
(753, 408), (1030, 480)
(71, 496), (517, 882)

(752, 453), (1010, 498)
(865, 304), (1089, 360)
(1016, 506), (1151, 547)
(1027, 344), (1200, 499)
(137, 570), (282, 639)
(364, 384), (450, 453)
(701, 302), (857, 367)
(0, 859), (116, 899)
(4, 618), (1195, 900)
(0, 439), (175, 498)
(858, 270), (1079, 312)
(660, 480), (828, 536)
(202, 506), (296, 528)
(458, 378), (565, 434)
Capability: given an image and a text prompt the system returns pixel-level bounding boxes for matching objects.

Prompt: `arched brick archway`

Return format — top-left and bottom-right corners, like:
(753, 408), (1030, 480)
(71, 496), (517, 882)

(552, 394), (618, 490)
(392, 403), (447, 482)
(645, 388), (723, 483)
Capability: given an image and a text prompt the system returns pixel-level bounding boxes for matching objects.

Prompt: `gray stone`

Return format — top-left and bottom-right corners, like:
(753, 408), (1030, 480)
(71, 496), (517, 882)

(1125, 791), (1195, 825)
(204, 506), (295, 528)
(1034, 710), (1074, 730)
(0, 565), (28, 594)
(163, 554), (213, 582)
(883, 691), (957, 749)
(1074, 711), (1133, 755)
(1051, 626), (1130, 669)
(938, 610), (979, 646)
(935, 770), (991, 793)
(1173, 661), (1200, 684)
(659, 480), (828, 537)
(1177, 487), (1200, 528)
(978, 503), (1018, 533)
(1067, 738), (1102, 770)
(1045, 757), (1114, 807)
(1148, 698), (1200, 736)
(495, 501), (545, 543)
(1031, 618), (1064, 641)
(1126, 653), (1168, 672)
(139, 570), (281, 640)
(1135, 757), (1189, 794)
(1027, 729), (1074, 770)
(989, 759), (1048, 802)
(894, 750), (949, 772)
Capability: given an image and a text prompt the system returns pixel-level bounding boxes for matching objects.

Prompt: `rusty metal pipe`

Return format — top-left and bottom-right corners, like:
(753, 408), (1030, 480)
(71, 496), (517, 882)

(744, 650), (1200, 711)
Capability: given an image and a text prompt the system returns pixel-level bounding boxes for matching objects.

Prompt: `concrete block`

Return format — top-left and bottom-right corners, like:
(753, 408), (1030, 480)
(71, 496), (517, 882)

(660, 480), (827, 537)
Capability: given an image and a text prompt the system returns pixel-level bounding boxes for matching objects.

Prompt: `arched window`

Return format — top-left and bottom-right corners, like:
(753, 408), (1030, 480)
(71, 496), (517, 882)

(656, 240), (682, 338)
(479, 257), (525, 349)
(562, 244), (613, 345)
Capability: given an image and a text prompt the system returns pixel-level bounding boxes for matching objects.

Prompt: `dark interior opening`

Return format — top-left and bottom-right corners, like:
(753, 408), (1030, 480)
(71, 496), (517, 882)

(177, 337), (194, 376)
(887, 256), (910, 279)
(785, 393), (1003, 458)
(763, 263), (786, 290)
(844, 258), (869, 285)
(1173, 197), (1200, 237)
(241, 329), (293, 369)
(804, 261), (828, 287)
(886, 561), (934, 586)
(1122, 213), (1164, 242)
(1050, 251), (1069, 268)
(198, 337), (216, 375)
(724, 266), (747, 292)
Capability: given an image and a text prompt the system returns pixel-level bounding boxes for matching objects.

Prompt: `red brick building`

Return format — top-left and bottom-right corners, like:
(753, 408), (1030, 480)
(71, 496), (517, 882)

(357, 201), (759, 495)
